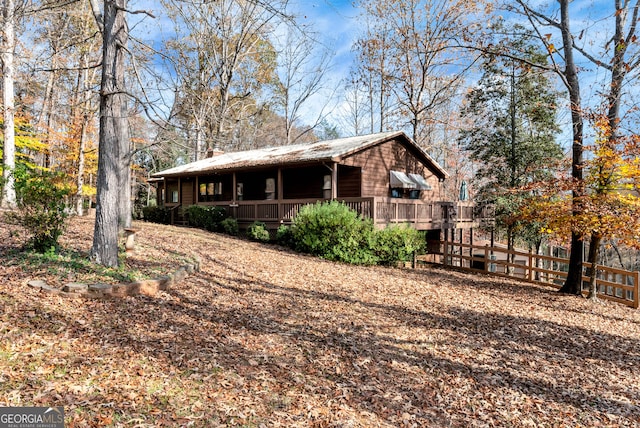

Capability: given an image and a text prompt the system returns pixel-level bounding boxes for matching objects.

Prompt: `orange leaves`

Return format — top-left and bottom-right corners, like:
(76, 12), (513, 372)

(526, 115), (640, 247)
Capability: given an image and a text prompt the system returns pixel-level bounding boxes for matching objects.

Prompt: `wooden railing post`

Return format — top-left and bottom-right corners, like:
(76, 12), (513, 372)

(528, 249), (533, 281)
(633, 271), (640, 309)
(484, 244), (489, 273)
(443, 240), (449, 267)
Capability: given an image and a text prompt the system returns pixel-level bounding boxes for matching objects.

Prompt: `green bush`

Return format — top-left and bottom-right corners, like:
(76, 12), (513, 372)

(185, 205), (226, 231)
(372, 225), (425, 266)
(247, 221), (270, 242)
(220, 217), (239, 236)
(291, 201), (376, 265)
(276, 224), (295, 248)
(142, 206), (171, 224)
(5, 169), (71, 252)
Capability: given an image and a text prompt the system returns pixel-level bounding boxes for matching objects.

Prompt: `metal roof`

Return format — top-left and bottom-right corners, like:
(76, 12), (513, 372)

(152, 131), (448, 179)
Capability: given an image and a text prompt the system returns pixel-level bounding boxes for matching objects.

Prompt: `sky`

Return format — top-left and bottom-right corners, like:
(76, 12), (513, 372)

(126, 0), (638, 146)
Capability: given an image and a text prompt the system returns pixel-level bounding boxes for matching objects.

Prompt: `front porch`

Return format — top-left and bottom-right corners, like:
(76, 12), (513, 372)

(167, 197), (485, 231)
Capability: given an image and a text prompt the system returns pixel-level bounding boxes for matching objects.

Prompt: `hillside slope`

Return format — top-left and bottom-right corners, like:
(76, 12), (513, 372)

(1, 216), (640, 427)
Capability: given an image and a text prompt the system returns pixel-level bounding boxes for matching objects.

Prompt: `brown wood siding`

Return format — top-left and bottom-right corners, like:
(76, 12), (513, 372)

(337, 165), (361, 198)
(283, 166), (326, 199)
(340, 138), (439, 202)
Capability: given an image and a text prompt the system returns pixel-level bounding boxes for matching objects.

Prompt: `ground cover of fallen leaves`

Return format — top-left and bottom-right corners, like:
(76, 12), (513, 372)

(1, 216), (640, 427)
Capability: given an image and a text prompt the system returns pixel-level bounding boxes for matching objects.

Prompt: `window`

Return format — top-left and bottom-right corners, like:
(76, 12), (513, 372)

(171, 190), (179, 203)
(323, 175), (332, 199)
(237, 183), (244, 200)
(390, 171), (416, 198)
(198, 180), (223, 202)
(265, 178), (276, 200)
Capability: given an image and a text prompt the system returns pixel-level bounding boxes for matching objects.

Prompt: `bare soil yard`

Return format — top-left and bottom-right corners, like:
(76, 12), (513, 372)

(1, 216), (640, 427)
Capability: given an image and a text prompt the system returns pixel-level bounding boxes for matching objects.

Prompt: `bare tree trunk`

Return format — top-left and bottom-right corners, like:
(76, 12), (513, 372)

(71, 2), (100, 216)
(39, 67), (56, 168)
(586, 233), (603, 300)
(557, 0), (584, 295)
(75, 113), (88, 216)
(119, 145), (132, 229)
(91, 0), (130, 267)
(1, 0), (17, 209)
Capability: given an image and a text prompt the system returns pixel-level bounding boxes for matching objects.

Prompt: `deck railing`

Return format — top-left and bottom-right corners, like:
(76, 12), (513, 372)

(199, 197), (481, 228)
(424, 240), (639, 309)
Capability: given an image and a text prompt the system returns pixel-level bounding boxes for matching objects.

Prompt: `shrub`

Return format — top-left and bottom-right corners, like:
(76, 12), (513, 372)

(291, 201), (376, 265)
(142, 206), (171, 224)
(220, 217), (239, 236)
(5, 169), (71, 253)
(185, 205), (226, 231)
(247, 221), (270, 242)
(372, 225), (425, 266)
(276, 224), (295, 248)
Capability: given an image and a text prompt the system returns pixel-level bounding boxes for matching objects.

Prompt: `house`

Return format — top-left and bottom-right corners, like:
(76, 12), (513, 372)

(151, 131), (485, 239)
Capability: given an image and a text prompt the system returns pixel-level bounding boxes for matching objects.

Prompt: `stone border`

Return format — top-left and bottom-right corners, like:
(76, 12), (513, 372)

(26, 261), (200, 299)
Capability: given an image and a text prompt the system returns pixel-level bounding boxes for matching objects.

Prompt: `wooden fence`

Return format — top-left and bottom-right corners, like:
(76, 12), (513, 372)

(419, 241), (639, 309)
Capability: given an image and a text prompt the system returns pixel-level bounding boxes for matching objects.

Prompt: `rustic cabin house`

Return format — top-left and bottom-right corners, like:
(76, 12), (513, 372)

(151, 131), (480, 239)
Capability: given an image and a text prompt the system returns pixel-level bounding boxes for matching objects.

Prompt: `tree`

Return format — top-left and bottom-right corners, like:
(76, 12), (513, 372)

(459, 34), (562, 259)
(582, 119), (640, 299)
(272, 24), (333, 145)
(353, 0), (481, 151)
(31, 0), (101, 215)
(161, 0), (286, 158)
(500, 0), (584, 293)
(583, 0), (640, 299)
(1, 0), (19, 208)
(508, 0), (640, 294)
(339, 75), (370, 136)
(525, 117), (640, 299)
(90, 0), (131, 267)
(352, 7), (394, 134)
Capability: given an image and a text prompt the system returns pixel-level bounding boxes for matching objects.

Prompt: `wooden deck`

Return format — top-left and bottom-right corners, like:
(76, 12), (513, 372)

(167, 197), (489, 230)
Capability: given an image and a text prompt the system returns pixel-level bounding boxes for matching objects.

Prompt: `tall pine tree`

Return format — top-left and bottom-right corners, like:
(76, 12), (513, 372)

(459, 35), (562, 257)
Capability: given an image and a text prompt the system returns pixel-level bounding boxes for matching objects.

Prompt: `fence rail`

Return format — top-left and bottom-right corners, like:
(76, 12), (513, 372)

(419, 241), (639, 309)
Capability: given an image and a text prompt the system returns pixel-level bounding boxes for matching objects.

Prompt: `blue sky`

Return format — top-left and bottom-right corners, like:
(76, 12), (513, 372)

(128, 0), (636, 144)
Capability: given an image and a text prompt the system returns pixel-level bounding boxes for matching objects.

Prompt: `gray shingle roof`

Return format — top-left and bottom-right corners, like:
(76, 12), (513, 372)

(152, 131), (447, 178)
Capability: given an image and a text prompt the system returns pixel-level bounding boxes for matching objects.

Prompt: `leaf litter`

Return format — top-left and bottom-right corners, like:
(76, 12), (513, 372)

(1, 216), (640, 427)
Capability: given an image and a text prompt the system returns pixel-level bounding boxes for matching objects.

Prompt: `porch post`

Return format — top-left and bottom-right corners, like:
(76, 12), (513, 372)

(277, 168), (284, 221)
(232, 172), (237, 201)
(331, 162), (338, 200)
(195, 176), (200, 205)
(158, 179), (164, 206)
(231, 172), (238, 220)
